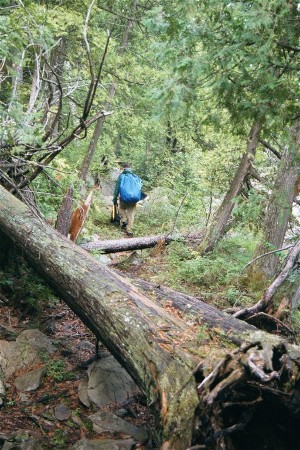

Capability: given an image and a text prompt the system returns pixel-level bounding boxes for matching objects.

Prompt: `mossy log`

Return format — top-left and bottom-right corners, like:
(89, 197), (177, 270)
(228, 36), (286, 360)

(1, 185), (300, 449)
(124, 275), (256, 344)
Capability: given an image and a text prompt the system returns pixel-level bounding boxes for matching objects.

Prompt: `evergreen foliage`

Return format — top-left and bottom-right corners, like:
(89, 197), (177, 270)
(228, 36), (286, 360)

(0, 1), (299, 311)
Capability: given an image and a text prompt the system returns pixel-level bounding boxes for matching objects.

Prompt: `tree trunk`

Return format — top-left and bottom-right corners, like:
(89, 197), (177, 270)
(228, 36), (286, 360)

(250, 123), (300, 279)
(198, 119), (263, 254)
(79, 83), (116, 181)
(80, 230), (204, 253)
(55, 186), (74, 236)
(81, 234), (174, 252)
(123, 274), (256, 344)
(1, 185), (300, 449)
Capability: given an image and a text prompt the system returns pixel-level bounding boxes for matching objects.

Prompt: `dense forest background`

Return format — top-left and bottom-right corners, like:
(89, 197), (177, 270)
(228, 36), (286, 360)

(1, 0), (299, 316)
(0, 1), (300, 448)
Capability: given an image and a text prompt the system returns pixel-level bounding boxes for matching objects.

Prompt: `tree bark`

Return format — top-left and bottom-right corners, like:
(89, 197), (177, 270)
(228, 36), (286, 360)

(55, 186), (74, 237)
(250, 123), (300, 279)
(1, 185), (300, 449)
(198, 119), (263, 254)
(79, 83), (116, 181)
(80, 234), (174, 253)
(123, 274), (256, 344)
(80, 230), (205, 253)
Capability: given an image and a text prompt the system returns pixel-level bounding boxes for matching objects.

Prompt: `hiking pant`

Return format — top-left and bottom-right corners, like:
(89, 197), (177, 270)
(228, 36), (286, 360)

(119, 200), (137, 231)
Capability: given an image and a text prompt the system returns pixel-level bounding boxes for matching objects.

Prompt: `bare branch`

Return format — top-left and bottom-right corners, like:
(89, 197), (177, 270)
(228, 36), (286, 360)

(259, 139), (282, 159)
(83, 0), (96, 83)
(234, 237), (300, 319)
(15, 110), (113, 190)
(82, 29), (112, 120)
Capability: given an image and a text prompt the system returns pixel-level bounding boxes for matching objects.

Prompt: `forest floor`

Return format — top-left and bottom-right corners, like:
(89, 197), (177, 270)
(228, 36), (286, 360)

(0, 265), (154, 449)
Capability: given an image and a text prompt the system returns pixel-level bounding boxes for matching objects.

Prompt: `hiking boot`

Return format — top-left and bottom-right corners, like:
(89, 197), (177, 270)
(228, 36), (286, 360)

(121, 222), (127, 229)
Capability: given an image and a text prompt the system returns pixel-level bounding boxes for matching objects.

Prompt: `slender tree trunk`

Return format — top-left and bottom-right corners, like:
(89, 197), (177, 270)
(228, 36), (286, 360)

(250, 123), (300, 279)
(42, 38), (66, 140)
(27, 49), (42, 113)
(79, 0), (138, 181)
(79, 84), (116, 180)
(55, 186), (74, 236)
(198, 119), (263, 254)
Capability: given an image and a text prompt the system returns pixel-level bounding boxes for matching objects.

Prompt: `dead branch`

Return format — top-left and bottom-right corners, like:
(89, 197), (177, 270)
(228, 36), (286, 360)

(234, 237), (300, 320)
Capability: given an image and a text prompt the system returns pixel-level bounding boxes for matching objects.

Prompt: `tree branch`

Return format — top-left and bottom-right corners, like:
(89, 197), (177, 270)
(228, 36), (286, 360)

(234, 237), (300, 319)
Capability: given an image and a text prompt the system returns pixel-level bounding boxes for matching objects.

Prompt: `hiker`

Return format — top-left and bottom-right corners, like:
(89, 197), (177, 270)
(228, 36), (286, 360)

(113, 163), (142, 236)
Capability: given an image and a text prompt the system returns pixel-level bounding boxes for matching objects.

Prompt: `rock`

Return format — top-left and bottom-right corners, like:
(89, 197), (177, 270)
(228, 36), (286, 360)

(87, 355), (140, 407)
(115, 252), (143, 269)
(96, 254), (112, 265)
(18, 392), (30, 403)
(54, 404), (71, 421)
(2, 439), (43, 450)
(78, 379), (91, 407)
(88, 411), (148, 443)
(0, 329), (54, 378)
(1, 430), (43, 450)
(78, 340), (94, 352)
(115, 408), (129, 418)
(73, 438), (135, 450)
(14, 366), (46, 392)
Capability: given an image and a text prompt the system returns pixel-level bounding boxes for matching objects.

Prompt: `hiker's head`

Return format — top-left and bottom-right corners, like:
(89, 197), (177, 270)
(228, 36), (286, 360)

(122, 162), (131, 170)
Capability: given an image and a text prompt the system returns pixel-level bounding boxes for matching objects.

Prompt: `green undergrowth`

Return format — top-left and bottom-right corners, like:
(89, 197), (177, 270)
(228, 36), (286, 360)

(146, 233), (263, 309)
(0, 264), (59, 319)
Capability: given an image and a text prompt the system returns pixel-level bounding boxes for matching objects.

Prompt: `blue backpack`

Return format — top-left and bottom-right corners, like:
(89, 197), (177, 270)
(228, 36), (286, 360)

(119, 173), (142, 203)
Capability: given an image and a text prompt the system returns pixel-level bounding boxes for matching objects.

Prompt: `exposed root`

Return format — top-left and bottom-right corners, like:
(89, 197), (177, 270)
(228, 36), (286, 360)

(193, 340), (300, 449)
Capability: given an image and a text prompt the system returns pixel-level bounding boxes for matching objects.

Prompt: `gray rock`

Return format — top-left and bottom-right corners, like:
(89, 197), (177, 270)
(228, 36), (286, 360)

(78, 340), (94, 352)
(73, 438), (135, 450)
(117, 252), (143, 268)
(54, 404), (71, 421)
(0, 329), (54, 378)
(87, 355), (140, 407)
(14, 366), (46, 392)
(115, 408), (129, 418)
(97, 254), (112, 265)
(78, 379), (91, 407)
(2, 434), (43, 450)
(88, 411), (148, 443)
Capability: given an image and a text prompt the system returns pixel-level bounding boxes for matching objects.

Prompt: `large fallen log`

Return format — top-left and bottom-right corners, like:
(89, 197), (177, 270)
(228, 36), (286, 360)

(0, 184), (300, 449)
(122, 273), (256, 344)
